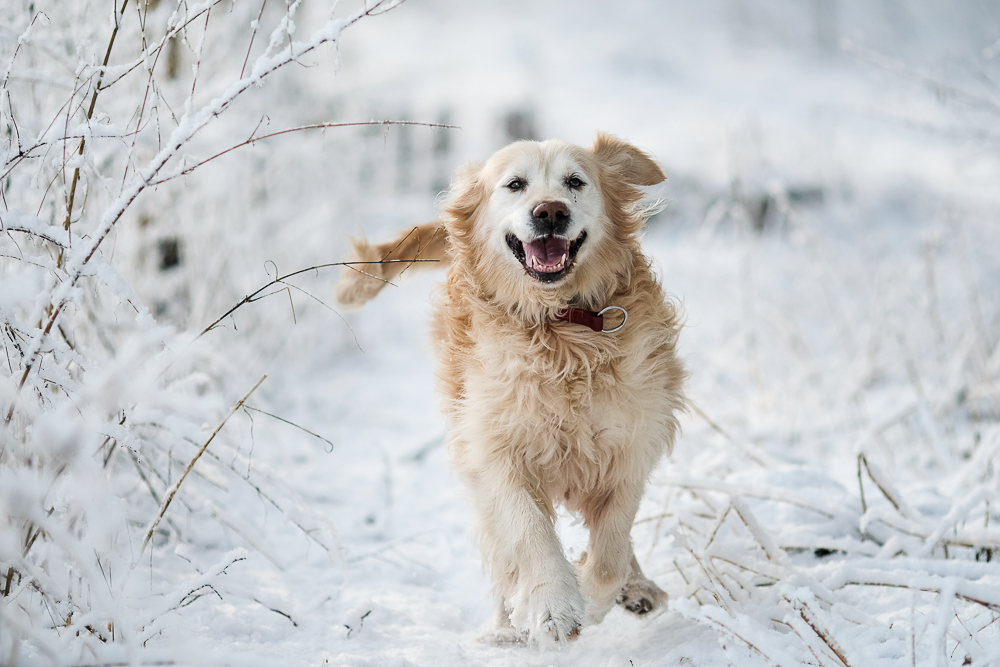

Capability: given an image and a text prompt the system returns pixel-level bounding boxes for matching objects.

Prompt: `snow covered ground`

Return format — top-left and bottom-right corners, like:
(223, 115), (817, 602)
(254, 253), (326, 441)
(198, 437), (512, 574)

(2, 1), (1000, 665)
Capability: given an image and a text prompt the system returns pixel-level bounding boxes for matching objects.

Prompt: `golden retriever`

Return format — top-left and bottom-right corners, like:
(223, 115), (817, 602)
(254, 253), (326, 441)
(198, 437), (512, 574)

(335, 133), (686, 644)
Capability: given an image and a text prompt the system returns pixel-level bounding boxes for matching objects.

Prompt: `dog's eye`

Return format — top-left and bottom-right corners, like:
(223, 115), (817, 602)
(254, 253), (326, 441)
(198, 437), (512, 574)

(565, 176), (586, 190)
(506, 178), (526, 192)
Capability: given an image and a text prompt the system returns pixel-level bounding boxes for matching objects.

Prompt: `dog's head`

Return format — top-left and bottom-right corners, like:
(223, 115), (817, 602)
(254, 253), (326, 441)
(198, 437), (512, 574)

(443, 133), (665, 312)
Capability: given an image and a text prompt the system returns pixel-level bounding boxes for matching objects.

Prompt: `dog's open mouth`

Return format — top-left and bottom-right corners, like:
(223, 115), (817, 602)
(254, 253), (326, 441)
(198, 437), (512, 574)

(505, 231), (587, 283)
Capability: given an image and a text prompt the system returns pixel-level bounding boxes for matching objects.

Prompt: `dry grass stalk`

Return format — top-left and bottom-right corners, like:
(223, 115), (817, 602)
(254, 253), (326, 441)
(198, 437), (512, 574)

(730, 496), (787, 563)
(687, 605), (783, 666)
(838, 579), (1000, 614)
(141, 375), (266, 553)
(859, 453), (909, 515)
(785, 594), (853, 667)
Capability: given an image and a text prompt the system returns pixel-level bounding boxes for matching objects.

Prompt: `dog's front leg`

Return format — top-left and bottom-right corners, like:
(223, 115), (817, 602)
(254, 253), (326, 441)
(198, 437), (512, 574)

(471, 472), (585, 643)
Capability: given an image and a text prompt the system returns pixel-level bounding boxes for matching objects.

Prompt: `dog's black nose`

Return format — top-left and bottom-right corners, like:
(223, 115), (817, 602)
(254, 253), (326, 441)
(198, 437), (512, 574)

(531, 200), (571, 236)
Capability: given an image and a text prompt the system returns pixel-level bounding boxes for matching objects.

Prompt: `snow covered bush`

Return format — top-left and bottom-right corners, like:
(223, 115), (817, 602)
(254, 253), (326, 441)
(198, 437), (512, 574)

(0, 0), (405, 662)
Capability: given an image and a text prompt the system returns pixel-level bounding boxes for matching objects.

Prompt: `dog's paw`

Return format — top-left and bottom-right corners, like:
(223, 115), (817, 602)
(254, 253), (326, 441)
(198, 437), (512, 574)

(508, 582), (585, 643)
(616, 577), (667, 616)
(541, 615), (582, 643)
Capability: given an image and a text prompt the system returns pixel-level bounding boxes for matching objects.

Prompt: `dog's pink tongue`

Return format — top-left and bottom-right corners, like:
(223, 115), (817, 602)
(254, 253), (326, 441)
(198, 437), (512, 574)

(524, 237), (570, 272)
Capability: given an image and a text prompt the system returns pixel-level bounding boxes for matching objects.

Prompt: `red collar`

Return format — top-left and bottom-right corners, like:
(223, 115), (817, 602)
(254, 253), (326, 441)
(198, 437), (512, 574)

(556, 306), (628, 333)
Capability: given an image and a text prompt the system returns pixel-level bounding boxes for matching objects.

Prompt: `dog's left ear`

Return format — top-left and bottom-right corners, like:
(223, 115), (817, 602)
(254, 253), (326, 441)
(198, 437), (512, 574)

(591, 132), (666, 186)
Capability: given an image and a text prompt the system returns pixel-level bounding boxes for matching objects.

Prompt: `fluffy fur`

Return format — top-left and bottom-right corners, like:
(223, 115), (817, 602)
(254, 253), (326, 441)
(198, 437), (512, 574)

(336, 133), (686, 644)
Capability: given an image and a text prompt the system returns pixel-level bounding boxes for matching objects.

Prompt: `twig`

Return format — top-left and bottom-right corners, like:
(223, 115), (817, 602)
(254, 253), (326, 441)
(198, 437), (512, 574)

(1, 225), (69, 248)
(0, 11), (52, 183)
(150, 120), (459, 186)
(3, 566), (15, 597)
(393, 225), (443, 278)
(857, 454), (867, 514)
(691, 403), (732, 441)
(345, 609), (371, 638)
(91, 0), (233, 96)
(187, 7), (212, 108)
(660, 476), (840, 520)
(686, 606), (779, 666)
(252, 597), (297, 626)
(840, 580), (1000, 614)
(345, 531), (430, 564)
(708, 553), (781, 583)
(785, 595), (853, 667)
(140, 375), (266, 554)
(241, 0), (268, 79)
(62, 0), (130, 237)
(730, 496), (786, 563)
(198, 258), (438, 336)
(120, 0), (228, 189)
(686, 547), (736, 614)
(140, 420), (337, 554)
(242, 405), (334, 452)
(859, 453), (909, 515)
(178, 584), (223, 607)
(705, 503), (732, 549)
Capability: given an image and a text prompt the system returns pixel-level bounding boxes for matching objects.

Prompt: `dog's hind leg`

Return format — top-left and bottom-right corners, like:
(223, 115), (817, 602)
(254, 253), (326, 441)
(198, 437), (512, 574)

(616, 550), (667, 616)
(578, 485), (646, 624)
(335, 222), (449, 308)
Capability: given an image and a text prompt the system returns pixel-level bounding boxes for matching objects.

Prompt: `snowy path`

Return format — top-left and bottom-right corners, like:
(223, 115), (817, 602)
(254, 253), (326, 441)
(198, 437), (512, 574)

(157, 207), (1000, 666)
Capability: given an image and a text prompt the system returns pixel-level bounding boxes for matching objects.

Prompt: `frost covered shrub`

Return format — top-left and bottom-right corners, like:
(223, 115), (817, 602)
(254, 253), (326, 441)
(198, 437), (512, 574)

(0, 0), (401, 661)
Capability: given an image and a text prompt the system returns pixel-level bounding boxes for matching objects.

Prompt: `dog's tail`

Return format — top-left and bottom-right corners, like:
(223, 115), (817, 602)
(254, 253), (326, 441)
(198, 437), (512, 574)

(335, 222), (450, 308)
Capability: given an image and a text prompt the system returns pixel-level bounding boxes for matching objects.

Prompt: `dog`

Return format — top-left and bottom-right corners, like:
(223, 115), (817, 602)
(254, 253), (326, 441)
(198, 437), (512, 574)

(335, 133), (686, 643)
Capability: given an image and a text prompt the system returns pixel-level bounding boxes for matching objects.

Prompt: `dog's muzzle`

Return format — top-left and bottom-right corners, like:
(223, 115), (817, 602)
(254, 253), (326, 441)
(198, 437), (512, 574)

(506, 230), (587, 283)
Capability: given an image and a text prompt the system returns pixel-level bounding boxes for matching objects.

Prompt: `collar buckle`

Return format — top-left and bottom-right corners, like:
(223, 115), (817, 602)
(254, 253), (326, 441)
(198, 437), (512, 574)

(556, 305), (628, 333)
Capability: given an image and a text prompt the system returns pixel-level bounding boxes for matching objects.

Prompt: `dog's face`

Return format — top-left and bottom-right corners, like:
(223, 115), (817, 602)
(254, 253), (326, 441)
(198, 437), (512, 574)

(447, 134), (665, 309)
(482, 142), (606, 287)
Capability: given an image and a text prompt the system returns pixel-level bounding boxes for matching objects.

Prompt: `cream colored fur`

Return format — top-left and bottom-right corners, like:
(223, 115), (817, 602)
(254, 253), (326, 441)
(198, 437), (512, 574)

(335, 133), (686, 644)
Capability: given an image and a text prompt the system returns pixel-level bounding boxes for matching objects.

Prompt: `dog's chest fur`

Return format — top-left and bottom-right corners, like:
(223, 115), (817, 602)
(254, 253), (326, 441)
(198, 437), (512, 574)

(437, 287), (681, 508)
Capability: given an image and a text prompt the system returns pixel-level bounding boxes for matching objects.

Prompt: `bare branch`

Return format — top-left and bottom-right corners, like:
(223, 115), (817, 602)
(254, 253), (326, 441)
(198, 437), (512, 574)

(241, 0), (268, 79)
(198, 258), (438, 336)
(150, 120), (459, 186)
(62, 0), (131, 237)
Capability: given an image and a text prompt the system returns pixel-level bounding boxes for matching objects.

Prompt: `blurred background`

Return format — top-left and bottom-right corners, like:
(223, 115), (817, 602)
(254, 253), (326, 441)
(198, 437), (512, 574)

(116, 0), (1000, 338)
(118, 0), (999, 455)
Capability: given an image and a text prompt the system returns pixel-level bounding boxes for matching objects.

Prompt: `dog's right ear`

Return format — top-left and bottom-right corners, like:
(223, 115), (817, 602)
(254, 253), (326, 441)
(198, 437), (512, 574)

(591, 133), (666, 187)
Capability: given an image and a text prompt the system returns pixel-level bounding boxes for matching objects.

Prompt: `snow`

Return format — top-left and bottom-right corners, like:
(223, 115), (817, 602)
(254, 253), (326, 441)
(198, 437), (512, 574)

(2, 0), (1000, 665)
